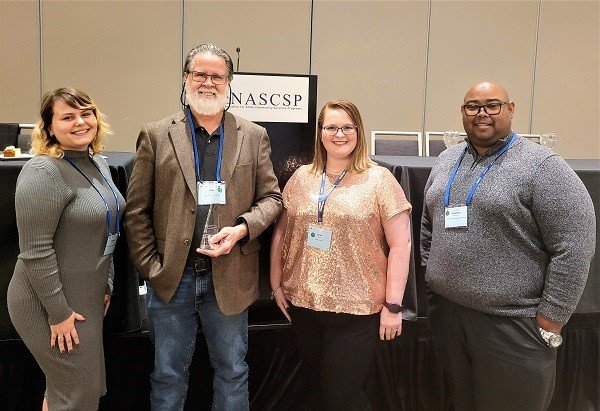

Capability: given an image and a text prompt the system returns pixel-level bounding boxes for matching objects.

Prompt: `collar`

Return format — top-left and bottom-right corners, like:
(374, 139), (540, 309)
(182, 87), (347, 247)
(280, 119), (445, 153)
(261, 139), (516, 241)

(466, 132), (512, 160)
(63, 149), (92, 160)
(188, 108), (224, 136)
(194, 123), (220, 139)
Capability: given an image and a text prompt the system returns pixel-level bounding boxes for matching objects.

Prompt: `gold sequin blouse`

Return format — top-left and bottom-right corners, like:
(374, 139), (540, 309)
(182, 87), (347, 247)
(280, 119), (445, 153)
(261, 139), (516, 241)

(281, 165), (412, 314)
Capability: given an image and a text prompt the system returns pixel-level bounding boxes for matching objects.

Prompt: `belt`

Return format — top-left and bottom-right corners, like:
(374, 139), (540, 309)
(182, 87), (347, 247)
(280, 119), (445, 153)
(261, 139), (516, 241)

(185, 255), (211, 274)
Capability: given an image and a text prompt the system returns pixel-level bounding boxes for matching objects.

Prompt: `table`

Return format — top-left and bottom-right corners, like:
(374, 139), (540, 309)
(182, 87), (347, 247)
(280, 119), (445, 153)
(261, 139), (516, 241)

(372, 156), (439, 317)
(371, 155), (600, 315)
(0, 152), (309, 410)
(1, 154), (597, 409)
(0, 152), (141, 341)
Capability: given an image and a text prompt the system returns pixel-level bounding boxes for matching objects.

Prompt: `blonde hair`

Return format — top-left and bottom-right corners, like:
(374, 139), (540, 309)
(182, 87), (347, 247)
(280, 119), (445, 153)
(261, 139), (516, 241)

(310, 99), (374, 174)
(30, 87), (111, 158)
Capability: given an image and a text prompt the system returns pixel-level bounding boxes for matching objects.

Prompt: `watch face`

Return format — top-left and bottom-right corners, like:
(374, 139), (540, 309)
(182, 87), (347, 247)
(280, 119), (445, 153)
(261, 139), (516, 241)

(549, 334), (563, 348)
(538, 327), (563, 348)
(384, 302), (402, 313)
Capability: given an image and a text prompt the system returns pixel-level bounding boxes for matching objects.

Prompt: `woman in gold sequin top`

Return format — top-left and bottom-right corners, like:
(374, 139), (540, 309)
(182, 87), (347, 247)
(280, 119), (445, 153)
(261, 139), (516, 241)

(270, 99), (412, 409)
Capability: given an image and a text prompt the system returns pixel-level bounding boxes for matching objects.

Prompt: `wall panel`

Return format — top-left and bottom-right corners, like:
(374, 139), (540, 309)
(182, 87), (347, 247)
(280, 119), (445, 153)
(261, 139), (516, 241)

(425, 1), (538, 135)
(312, 0), (429, 141)
(532, 0), (599, 159)
(42, 0), (182, 152)
(0, 0), (597, 158)
(184, 1), (311, 75)
(0, 0), (40, 123)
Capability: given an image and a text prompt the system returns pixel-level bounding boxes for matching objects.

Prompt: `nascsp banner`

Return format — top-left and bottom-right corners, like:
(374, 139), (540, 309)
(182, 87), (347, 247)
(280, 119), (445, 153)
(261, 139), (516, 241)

(228, 74), (310, 123)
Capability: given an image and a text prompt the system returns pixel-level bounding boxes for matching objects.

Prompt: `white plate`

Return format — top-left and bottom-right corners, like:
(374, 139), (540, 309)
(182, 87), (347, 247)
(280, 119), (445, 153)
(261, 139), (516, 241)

(0, 153), (34, 161)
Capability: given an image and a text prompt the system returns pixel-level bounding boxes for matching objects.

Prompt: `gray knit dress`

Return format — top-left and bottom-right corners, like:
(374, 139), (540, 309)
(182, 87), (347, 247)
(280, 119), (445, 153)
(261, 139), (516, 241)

(7, 150), (125, 410)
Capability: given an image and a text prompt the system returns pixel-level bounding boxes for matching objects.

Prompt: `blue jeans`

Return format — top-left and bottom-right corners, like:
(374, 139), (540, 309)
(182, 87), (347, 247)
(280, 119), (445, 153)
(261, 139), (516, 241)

(146, 267), (249, 411)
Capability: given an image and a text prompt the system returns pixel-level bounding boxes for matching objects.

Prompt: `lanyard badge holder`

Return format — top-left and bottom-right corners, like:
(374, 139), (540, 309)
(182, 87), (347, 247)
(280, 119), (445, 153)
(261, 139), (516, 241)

(64, 156), (121, 255)
(443, 134), (516, 228)
(307, 170), (347, 250)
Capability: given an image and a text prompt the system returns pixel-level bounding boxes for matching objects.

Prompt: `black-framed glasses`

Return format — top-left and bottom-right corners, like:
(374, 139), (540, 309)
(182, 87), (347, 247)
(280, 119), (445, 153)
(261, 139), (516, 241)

(322, 125), (357, 136)
(188, 71), (228, 85)
(462, 101), (509, 116)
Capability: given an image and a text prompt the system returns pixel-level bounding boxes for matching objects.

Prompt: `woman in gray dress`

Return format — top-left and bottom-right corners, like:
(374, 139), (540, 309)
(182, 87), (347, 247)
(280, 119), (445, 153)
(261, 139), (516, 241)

(7, 87), (125, 410)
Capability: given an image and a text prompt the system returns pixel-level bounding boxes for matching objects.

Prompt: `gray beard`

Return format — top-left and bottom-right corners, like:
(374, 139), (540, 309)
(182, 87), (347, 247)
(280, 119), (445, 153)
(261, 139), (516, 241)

(185, 85), (228, 116)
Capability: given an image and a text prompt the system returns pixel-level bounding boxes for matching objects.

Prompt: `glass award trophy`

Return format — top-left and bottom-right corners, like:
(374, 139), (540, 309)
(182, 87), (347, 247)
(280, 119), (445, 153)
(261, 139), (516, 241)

(200, 204), (219, 250)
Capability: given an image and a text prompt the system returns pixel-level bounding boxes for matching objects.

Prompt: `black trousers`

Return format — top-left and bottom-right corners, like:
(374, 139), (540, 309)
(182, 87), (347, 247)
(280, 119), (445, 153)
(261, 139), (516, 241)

(428, 292), (557, 411)
(288, 304), (380, 410)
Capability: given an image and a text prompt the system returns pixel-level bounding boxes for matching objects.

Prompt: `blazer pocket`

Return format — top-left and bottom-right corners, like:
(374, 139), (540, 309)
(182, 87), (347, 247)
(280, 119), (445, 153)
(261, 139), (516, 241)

(235, 162), (253, 169)
(241, 238), (260, 255)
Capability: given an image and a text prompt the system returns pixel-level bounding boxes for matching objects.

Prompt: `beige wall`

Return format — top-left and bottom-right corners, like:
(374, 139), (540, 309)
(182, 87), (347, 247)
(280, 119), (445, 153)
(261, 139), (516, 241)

(184, 1), (312, 75)
(425, 1), (538, 134)
(41, 1), (182, 152)
(0, 0), (39, 123)
(532, 0), (600, 159)
(313, 1), (429, 133)
(1, 0), (598, 158)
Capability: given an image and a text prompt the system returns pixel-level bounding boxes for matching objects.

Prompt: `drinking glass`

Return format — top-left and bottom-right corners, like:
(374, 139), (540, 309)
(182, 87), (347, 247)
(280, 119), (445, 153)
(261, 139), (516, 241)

(443, 131), (462, 148)
(540, 132), (557, 149)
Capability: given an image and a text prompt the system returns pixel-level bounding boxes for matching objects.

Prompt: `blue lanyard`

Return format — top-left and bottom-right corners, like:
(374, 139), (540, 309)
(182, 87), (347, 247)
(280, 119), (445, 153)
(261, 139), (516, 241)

(444, 133), (516, 207)
(185, 107), (224, 182)
(317, 170), (347, 223)
(64, 156), (121, 235)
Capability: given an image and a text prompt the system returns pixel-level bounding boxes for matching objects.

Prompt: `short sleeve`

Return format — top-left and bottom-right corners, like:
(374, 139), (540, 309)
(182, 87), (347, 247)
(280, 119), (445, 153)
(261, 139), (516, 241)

(376, 167), (412, 222)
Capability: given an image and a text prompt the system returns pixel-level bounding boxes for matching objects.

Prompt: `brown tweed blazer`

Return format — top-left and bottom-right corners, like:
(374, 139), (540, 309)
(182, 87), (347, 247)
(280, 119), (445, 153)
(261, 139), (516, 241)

(124, 110), (282, 315)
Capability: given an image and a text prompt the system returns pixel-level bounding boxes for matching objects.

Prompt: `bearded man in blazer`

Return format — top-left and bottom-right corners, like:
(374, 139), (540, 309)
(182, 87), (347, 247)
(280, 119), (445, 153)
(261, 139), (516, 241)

(124, 43), (282, 410)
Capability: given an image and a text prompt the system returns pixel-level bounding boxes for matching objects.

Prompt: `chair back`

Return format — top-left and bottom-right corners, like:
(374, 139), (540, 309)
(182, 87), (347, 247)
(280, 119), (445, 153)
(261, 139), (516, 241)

(17, 124), (35, 152)
(424, 131), (467, 156)
(370, 131), (423, 156)
(0, 123), (20, 149)
(519, 133), (541, 144)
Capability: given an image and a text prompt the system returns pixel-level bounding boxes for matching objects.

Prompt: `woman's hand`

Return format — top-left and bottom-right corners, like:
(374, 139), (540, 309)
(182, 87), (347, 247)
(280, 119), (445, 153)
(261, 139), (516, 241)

(379, 306), (402, 341)
(272, 287), (291, 322)
(50, 311), (85, 353)
(104, 294), (111, 317)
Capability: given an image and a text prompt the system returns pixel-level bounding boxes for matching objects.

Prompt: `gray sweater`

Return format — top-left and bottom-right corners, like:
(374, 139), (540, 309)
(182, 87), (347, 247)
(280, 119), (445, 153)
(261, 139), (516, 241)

(421, 136), (596, 324)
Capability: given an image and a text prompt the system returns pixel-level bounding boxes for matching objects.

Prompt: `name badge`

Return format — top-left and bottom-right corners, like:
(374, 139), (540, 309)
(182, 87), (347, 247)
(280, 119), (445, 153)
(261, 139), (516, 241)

(307, 225), (333, 250)
(445, 206), (468, 228)
(198, 181), (226, 205)
(103, 233), (119, 256)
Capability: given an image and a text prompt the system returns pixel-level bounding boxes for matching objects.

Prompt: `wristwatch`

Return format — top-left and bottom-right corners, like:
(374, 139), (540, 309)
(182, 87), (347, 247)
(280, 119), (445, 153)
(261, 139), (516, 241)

(383, 301), (403, 314)
(538, 327), (563, 348)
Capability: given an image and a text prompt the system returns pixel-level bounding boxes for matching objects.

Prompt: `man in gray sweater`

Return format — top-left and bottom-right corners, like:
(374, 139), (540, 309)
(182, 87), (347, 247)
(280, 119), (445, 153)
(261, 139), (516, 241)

(421, 81), (596, 410)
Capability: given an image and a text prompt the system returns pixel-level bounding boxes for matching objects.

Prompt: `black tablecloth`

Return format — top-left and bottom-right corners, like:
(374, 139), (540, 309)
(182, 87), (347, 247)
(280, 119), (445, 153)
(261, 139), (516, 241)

(1, 154), (597, 409)
(371, 155), (600, 410)
(371, 155), (600, 315)
(372, 156), (438, 317)
(0, 152), (140, 340)
(0, 159), (25, 341)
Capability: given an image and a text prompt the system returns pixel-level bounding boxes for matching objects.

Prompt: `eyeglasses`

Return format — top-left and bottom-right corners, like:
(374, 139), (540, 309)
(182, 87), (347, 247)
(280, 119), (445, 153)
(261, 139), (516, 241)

(462, 101), (509, 116)
(188, 71), (228, 85)
(322, 125), (357, 136)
